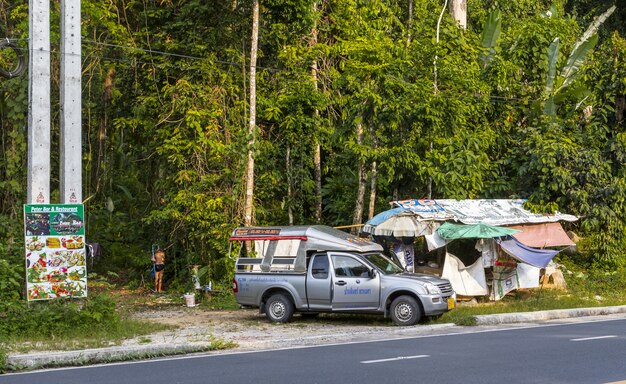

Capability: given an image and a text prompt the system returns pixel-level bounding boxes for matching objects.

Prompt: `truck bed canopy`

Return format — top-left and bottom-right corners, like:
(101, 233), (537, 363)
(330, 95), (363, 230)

(231, 225), (383, 272)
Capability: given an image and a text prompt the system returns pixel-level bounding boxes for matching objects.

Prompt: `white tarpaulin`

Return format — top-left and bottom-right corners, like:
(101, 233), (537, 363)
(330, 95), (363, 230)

(425, 231), (449, 251)
(394, 199), (578, 226)
(442, 253), (488, 296)
(517, 263), (541, 289)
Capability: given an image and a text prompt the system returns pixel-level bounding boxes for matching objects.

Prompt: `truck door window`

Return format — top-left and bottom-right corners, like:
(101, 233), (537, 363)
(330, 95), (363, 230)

(332, 255), (370, 277)
(311, 255), (329, 279)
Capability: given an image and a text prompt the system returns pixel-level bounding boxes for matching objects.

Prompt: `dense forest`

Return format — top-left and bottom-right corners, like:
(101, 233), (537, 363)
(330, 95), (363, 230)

(0, 0), (625, 294)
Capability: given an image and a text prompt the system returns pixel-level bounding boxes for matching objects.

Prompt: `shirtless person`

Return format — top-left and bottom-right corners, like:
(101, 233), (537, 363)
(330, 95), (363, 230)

(154, 248), (165, 292)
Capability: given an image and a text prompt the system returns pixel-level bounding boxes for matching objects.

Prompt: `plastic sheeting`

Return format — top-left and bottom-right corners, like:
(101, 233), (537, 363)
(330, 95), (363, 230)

(438, 222), (520, 239)
(509, 222), (575, 248)
(364, 207), (408, 227)
(517, 263), (541, 289)
(497, 236), (560, 268)
(441, 253), (488, 296)
(425, 231), (449, 251)
(491, 268), (519, 300)
(363, 214), (438, 237)
(475, 238), (498, 267)
(394, 199), (578, 225)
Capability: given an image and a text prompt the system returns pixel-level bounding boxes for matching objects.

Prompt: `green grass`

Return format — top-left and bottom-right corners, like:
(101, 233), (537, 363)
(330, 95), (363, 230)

(0, 344), (7, 373)
(4, 317), (173, 354)
(436, 286), (626, 326)
(199, 290), (240, 310)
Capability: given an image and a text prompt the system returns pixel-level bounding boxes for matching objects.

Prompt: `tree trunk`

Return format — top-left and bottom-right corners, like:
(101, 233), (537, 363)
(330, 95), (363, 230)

(449, 0), (467, 29)
(368, 131), (378, 220)
(311, 1), (323, 223)
(91, 68), (115, 195)
(286, 145), (294, 225)
(616, 95), (625, 126)
(406, 0), (413, 47)
(314, 141), (322, 223)
(368, 160), (377, 220)
(244, 0), (259, 227)
(353, 122), (367, 232)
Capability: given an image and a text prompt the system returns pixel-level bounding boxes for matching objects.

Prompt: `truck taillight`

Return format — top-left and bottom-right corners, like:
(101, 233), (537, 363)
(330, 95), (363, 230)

(232, 277), (238, 293)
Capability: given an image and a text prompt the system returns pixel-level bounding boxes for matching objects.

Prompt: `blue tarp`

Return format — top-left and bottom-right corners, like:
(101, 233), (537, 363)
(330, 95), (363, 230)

(497, 236), (560, 268)
(365, 207), (408, 226)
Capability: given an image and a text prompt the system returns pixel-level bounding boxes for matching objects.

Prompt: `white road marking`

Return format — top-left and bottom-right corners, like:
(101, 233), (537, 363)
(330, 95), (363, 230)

(361, 355), (429, 364)
(570, 335), (617, 342)
(6, 317), (626, 376)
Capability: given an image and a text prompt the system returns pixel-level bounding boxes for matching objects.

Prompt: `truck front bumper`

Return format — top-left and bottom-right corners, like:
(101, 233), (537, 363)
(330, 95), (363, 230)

(422, 293), (455, 316)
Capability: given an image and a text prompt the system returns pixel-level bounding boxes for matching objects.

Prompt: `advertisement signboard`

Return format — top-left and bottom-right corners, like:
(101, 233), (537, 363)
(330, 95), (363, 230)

(23, 204), (87, 301)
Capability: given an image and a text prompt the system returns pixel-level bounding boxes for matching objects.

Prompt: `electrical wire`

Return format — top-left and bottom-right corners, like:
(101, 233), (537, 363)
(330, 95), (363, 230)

(2, 38), (541, 104)
(83, 39), (282, 72)
(0, 38), (26, 78)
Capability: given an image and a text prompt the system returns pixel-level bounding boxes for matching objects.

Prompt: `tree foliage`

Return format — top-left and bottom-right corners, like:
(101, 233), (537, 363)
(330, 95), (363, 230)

(1, 0), (626, 300)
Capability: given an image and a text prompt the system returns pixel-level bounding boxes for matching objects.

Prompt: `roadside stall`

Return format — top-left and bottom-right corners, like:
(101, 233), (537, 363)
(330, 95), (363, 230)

(362, 199), (577, 300)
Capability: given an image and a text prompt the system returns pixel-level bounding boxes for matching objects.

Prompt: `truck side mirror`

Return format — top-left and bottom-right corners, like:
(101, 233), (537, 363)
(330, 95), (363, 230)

(369, 269), (377, 279)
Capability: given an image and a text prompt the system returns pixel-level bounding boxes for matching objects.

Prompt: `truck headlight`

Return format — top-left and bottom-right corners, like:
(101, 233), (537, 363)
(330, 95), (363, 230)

(425, 283), (441, 295)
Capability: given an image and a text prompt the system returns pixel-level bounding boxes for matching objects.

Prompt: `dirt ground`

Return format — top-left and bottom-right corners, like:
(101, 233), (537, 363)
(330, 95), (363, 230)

(123, 292), (451, 352)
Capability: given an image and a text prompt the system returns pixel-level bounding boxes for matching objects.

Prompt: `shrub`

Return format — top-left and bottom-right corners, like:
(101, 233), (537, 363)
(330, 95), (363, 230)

(0, 258), (23, 302)
(0, 294), (121, 340)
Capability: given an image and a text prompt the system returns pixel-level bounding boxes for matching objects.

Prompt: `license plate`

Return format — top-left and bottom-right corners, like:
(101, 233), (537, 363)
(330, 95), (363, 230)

(447, 297), (455, 310)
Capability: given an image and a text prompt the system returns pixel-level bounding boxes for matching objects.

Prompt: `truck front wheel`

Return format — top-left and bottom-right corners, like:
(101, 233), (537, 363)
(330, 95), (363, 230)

(265, 293), (294, 323)
(390, 295), (421, 326)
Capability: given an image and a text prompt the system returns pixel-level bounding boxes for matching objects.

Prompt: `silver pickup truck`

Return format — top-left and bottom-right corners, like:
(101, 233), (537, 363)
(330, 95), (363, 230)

(231, 225), (454, 326)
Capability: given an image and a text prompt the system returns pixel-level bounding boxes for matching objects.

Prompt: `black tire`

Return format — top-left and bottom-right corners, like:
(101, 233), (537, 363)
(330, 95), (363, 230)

(301, 312), (319, 319)
(265, 293), (294, 323)
(390, 295), (422, 326)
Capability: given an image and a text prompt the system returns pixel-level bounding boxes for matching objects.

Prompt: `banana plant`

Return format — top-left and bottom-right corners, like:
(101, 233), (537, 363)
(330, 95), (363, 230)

(479, 9), (501, 70)
(543, 5), (616, 117)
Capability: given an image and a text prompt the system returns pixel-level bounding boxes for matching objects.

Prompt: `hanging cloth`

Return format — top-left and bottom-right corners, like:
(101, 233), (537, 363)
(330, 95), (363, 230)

(496, 236), (560, 268)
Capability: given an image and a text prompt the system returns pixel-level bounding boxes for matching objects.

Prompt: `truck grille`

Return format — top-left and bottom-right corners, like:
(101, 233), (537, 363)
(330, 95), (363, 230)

(436, 282), (454, 296)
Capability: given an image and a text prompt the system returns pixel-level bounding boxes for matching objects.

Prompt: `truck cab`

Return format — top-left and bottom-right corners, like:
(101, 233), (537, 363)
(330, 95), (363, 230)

(232, 225), (454, 326)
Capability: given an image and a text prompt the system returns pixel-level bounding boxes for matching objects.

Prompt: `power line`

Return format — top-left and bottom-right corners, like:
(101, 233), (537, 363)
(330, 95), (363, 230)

(83, 39), (282, 72)
(4, 38), (287, 72)
(2, 39), (545, 105)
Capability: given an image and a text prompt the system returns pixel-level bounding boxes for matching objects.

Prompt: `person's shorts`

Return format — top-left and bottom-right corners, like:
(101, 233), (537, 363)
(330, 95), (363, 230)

(155, 264), (165, 272)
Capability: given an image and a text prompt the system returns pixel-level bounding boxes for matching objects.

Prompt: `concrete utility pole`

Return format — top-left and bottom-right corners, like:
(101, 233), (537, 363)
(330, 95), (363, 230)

(27, 0), (51, 204)
(60, 0), (82, 203)
(28, 0), (82, 205)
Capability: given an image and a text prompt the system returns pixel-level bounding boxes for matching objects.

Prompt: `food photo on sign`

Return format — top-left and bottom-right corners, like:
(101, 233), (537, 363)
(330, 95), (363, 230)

(24, 213), (51, 236)
(23, 204), (88, 301)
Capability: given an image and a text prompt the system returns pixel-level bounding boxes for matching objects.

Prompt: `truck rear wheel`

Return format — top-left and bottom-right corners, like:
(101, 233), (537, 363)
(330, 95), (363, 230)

(265, 293), (294, 323)
(390, 295), (421, 326)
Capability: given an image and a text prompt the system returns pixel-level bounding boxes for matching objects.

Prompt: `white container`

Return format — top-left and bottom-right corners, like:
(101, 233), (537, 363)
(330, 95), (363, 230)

(184, 293), (196, 307)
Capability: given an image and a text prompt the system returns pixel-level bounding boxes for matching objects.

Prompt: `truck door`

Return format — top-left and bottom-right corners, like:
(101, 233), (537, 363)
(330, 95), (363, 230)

(305, 253), (332, 310)
(330, 253), (380, 310)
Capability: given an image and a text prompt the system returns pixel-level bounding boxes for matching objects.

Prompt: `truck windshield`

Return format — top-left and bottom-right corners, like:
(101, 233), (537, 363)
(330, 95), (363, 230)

(363, 253), (404, 274)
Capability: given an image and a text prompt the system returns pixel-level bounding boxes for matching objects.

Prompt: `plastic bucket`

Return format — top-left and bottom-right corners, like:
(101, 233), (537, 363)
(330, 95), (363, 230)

(184, 293), (195, 307)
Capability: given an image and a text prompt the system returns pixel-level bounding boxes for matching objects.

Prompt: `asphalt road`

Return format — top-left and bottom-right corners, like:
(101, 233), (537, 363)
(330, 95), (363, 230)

(3, 317), (626, 384)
